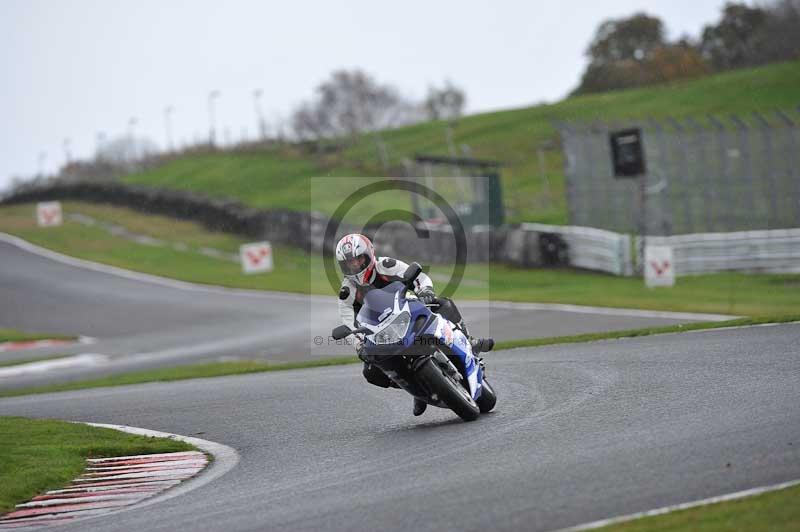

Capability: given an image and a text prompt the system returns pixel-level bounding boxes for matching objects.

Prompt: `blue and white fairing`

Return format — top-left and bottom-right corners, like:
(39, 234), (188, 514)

(431, 313), (482, 399)
(356, 282), (484, 400)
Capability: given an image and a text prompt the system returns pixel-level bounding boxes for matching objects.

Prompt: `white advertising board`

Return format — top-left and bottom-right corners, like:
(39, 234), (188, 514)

(644, 245), (675, 287)
(240, 241), (274, 274)
(36, 201), (63, 227)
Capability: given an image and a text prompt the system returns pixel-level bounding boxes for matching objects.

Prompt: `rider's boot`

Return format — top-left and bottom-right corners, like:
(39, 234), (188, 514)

(470, 337), (495, 354)
(454, 319), (494, 355)
(413, 398), (427, 416)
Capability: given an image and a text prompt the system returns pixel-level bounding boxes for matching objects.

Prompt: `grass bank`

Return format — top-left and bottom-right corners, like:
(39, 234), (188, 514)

(0, 357), (360, 398)
(599, 483), (800, 531)
(0, 417), (194, 514)
(1, 202), (798, 316)
(494, 314), (800, 350)
(121, 61), (800, 225)
(0, 201), (317, 293)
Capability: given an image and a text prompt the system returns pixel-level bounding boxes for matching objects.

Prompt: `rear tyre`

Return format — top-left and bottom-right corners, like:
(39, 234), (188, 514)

(476, 378), (497, 413)
(417, 358), (480, 422)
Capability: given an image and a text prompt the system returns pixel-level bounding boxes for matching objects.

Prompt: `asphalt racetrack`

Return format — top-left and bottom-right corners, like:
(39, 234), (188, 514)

(0, 237), (723, 390)
(2, 237), (798, 531)
(0, 323), (798, 531)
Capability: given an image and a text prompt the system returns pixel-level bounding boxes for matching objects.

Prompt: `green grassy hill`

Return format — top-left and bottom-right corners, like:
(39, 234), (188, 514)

(123, 61), (800, 225)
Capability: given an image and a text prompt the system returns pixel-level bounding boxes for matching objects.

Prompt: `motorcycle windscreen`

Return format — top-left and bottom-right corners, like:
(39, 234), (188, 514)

(356, 282), (406, 325)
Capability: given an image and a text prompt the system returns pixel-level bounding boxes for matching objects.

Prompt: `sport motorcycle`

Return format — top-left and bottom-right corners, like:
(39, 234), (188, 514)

(331, 263), (496, 421)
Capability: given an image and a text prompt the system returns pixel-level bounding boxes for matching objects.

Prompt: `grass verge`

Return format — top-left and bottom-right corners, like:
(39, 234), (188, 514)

(0, 357), (360, 398)
(120, 61), (800, 225)
(0, 416), (195, 514)
(0, 202), (316, 293)
(494, 315), (800, 351)
(0, 329), (74, 343)
(1, 202), (798, 316)
(3, 316), (798, 399)
(599, 483), (800, 531)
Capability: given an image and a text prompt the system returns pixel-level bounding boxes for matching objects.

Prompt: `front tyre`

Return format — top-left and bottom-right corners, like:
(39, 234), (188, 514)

(476, 378), (497, 413)
(417, 358), (480, 422)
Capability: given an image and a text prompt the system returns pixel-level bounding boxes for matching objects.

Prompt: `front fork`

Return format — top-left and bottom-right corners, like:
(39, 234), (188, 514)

(432, 316), (483, 400)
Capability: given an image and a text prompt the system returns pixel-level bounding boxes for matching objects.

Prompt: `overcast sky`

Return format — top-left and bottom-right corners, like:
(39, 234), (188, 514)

(0, 0), (731, 190)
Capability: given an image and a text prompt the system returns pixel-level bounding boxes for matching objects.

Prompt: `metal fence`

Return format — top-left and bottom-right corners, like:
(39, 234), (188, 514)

(558, 108), (800, 236)
(520, 223), (633, 276)
(644, 228), (800, 275)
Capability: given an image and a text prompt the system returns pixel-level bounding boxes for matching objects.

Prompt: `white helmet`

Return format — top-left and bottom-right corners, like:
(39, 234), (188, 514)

(335, 233), (376, 285)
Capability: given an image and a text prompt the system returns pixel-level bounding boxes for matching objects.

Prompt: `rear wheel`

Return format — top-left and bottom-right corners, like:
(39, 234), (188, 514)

(476, 378), (497, 413)
(417, 358), (480, 422)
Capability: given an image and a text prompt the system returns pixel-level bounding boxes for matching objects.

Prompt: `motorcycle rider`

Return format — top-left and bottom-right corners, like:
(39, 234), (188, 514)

(335, 233), (493, 416)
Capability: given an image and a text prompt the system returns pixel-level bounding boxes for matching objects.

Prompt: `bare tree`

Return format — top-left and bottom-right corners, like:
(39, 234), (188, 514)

(291, 101), (333, 142)
(291, 69), (417, 142)
(424, 81), (467, 156)
(96, 135), (158, 167)
(424, 81), (467, 121)
(291, 69), (422, 169)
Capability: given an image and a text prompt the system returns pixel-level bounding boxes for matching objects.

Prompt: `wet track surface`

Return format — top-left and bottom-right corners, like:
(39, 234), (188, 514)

(0, 238), (716, 390)
(3, 237), (795, 531)
(1, 323), (798, 531)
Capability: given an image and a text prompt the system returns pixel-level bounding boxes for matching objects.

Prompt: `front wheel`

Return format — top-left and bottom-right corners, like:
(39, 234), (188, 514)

(417, 358), (480, 422)
(476, 378), (497, 413)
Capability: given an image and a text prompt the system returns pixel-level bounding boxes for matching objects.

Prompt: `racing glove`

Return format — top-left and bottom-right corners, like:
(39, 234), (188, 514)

(416, 288), (437, 305)
(354, 333), (368, 361)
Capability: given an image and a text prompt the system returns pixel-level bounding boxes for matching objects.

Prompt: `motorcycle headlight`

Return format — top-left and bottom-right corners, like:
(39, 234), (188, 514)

(373, 311), (411, 345)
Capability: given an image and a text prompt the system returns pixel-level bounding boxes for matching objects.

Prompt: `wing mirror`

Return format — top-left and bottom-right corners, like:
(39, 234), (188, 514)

(403, 262), (422, 288)
(331, 324), (372, 340)
(331, 325), (353, 340)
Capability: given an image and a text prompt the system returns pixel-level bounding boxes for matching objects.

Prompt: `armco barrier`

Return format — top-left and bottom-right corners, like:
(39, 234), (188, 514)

(0, 182), (515, 266)
(522, 223), (634, 276)
(643, 229), (800, 275)
(1, 182), (316, 250)
(4, 182), (798, 275)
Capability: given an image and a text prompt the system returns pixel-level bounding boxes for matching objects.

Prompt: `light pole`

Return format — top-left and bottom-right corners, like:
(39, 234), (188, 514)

(37, 151), (47, 177)
(208, 90), (220, 146)
(96, 131), (107, 160)
(164, 105), (174, 152)
(62, 138), (72, 166)
(253, 89), (266, 141)
(128, 117), (138, 161)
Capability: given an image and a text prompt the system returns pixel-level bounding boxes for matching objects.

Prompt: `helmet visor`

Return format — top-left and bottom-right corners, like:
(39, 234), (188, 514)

(338, 253), (371, 276)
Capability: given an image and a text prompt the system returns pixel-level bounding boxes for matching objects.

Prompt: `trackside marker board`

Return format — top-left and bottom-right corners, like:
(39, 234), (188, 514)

(36, 201), (63, 227)
(240, 241), (273, 274)
(645, 245), (675, 287)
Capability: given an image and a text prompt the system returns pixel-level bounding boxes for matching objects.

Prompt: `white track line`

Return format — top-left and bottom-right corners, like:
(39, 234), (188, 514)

(458, 300), (735, 322)
(86, 451), (203, 462)
(0, 354), (108, 378)
(0, 336), (95, 353)
(0, 232), (737, 321)
(17, 494), (146, 508)
(46, 481), (180, 495)
(87, 459), (207, 471)
(556, 478), (800, 531)
(685, 320), (800, 334)
(73, 469), (200, 482)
